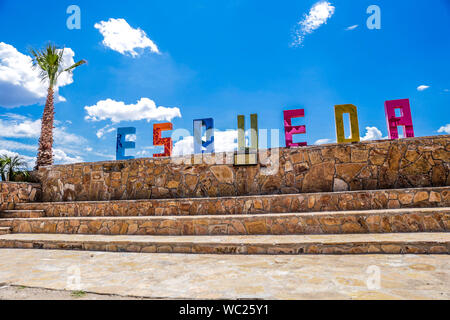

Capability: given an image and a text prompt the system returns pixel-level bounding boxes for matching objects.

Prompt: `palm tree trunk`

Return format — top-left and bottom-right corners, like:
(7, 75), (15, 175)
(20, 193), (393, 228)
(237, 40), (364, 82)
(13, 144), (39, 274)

(34, 87), (55, 170)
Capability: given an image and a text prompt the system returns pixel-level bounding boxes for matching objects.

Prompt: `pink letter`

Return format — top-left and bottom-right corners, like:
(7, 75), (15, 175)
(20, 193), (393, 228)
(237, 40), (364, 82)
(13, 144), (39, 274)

(384, 99), (415, 140)
(284, 109), (307, 148)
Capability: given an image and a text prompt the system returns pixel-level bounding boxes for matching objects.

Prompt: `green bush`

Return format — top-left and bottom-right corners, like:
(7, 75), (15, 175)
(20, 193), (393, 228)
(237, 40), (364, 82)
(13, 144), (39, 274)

(0, 154), (32, 182)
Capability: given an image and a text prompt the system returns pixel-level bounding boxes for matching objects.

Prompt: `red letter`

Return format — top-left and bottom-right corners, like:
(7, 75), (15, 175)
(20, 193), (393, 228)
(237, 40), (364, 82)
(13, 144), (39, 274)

(284, 109), (307, 148)
(384, 99), (414, 140)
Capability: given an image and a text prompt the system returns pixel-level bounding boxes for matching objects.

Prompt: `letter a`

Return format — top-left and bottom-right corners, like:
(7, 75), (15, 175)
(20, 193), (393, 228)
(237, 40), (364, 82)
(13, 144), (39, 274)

(367, 5), (381, 30)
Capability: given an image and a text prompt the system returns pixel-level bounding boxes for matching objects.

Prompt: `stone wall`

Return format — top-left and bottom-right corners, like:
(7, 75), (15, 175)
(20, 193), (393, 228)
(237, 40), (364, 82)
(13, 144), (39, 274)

(0, 182), (42, 210)
(37, 135), (449, 202)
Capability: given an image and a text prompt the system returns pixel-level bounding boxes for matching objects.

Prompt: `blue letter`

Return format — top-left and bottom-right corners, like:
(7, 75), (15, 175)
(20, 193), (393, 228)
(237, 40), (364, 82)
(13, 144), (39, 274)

(116, 127), (136, 160)
(193, 118), (214, 154)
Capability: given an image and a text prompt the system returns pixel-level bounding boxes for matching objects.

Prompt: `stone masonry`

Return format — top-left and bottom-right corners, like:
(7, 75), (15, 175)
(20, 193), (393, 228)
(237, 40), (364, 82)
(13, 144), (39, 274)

(0, 135), (448, 257)
(0, 233), (447, 255)
(0, 208), (448, 236)
(0, 182), (41, 211)
(15, 187), (450, 217)
(37, 135), (449, 202)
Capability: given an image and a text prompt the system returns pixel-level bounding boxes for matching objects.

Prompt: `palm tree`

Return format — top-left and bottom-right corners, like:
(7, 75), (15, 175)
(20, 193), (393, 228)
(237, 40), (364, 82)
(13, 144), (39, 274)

(30, 43), (86, 170)
(0, 155), (28, 181)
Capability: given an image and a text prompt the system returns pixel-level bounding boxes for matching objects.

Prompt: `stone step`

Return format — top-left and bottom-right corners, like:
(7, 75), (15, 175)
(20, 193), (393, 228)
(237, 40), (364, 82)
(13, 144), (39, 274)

(0, 208), (448, 236)
(0, 227), (11, 235)
(0, 232), (448, 255)
(13, 187), (450, 217)
(0, 210), (45, 219)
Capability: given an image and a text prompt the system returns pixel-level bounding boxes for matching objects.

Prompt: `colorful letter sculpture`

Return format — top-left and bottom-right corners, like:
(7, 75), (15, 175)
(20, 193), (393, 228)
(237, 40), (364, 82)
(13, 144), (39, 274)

(235, 114), (258, 165)
(334, 104), (360, 143)
(284, 109), (307, 148)
(116, 127), (136, 160)
(153, 123), (173, 157)
(193, 118), (214, 154)
(113, 98), (418, 161)
(384, 99), (415, 140)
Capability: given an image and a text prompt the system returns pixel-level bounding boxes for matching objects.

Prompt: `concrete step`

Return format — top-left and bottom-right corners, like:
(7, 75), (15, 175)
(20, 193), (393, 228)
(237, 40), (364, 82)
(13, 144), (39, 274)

(0, 227), (11, 235)
(0, 208), (448, 236)
(13, 187), (450, 217)
(0, 232), (448, 255)
(0, 210), (45, 219)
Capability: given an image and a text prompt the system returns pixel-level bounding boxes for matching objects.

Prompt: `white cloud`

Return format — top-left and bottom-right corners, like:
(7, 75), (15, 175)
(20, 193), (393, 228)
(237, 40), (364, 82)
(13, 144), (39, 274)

(438, 124), (450, 134)
(314, 127), (387, 145)
(2, 113), (28, 121)
(136, 150), (151, 157)
(173, 136), (194, 156)
(0, 42), (78, 108)
(173, 130), (238, 156)
(94, 18), (160, 57)
(292, 1), (335, 46)
(0, 118), (41, 138)
(0, 147), (83, 167)
(361, 127), (387, 141)
(53, 148), (83, 164)
(96, 124), (116, 138)
(0, 139), (36, 152)
(85, 98), (181, 123)
(214, 130), (239, 153)
(314, 138), (334, 145)
(0, 112), (119, 165)
(0, 114), (87, 145)
(345, 25), (358, 31)
(0, 114), (88, 166)
(417, 85), (430, 91)
(54, 126), (88, 145)
(128, 134), (137, 142)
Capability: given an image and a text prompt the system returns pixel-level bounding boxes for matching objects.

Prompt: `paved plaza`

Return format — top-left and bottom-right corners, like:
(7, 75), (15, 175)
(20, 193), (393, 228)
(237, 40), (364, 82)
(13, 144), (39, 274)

(0, 249), (448, 300)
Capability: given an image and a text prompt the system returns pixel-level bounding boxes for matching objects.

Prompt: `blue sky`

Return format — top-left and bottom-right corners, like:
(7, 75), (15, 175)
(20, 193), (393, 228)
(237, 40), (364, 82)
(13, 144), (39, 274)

(0, 0), (449, 166)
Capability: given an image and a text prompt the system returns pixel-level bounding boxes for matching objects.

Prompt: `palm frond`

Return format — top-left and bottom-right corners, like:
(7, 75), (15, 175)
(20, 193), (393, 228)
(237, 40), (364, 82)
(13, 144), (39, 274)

(0, 154), (28, 181)
(29, 43), (85, 89)
(64, 59), (87, 73)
